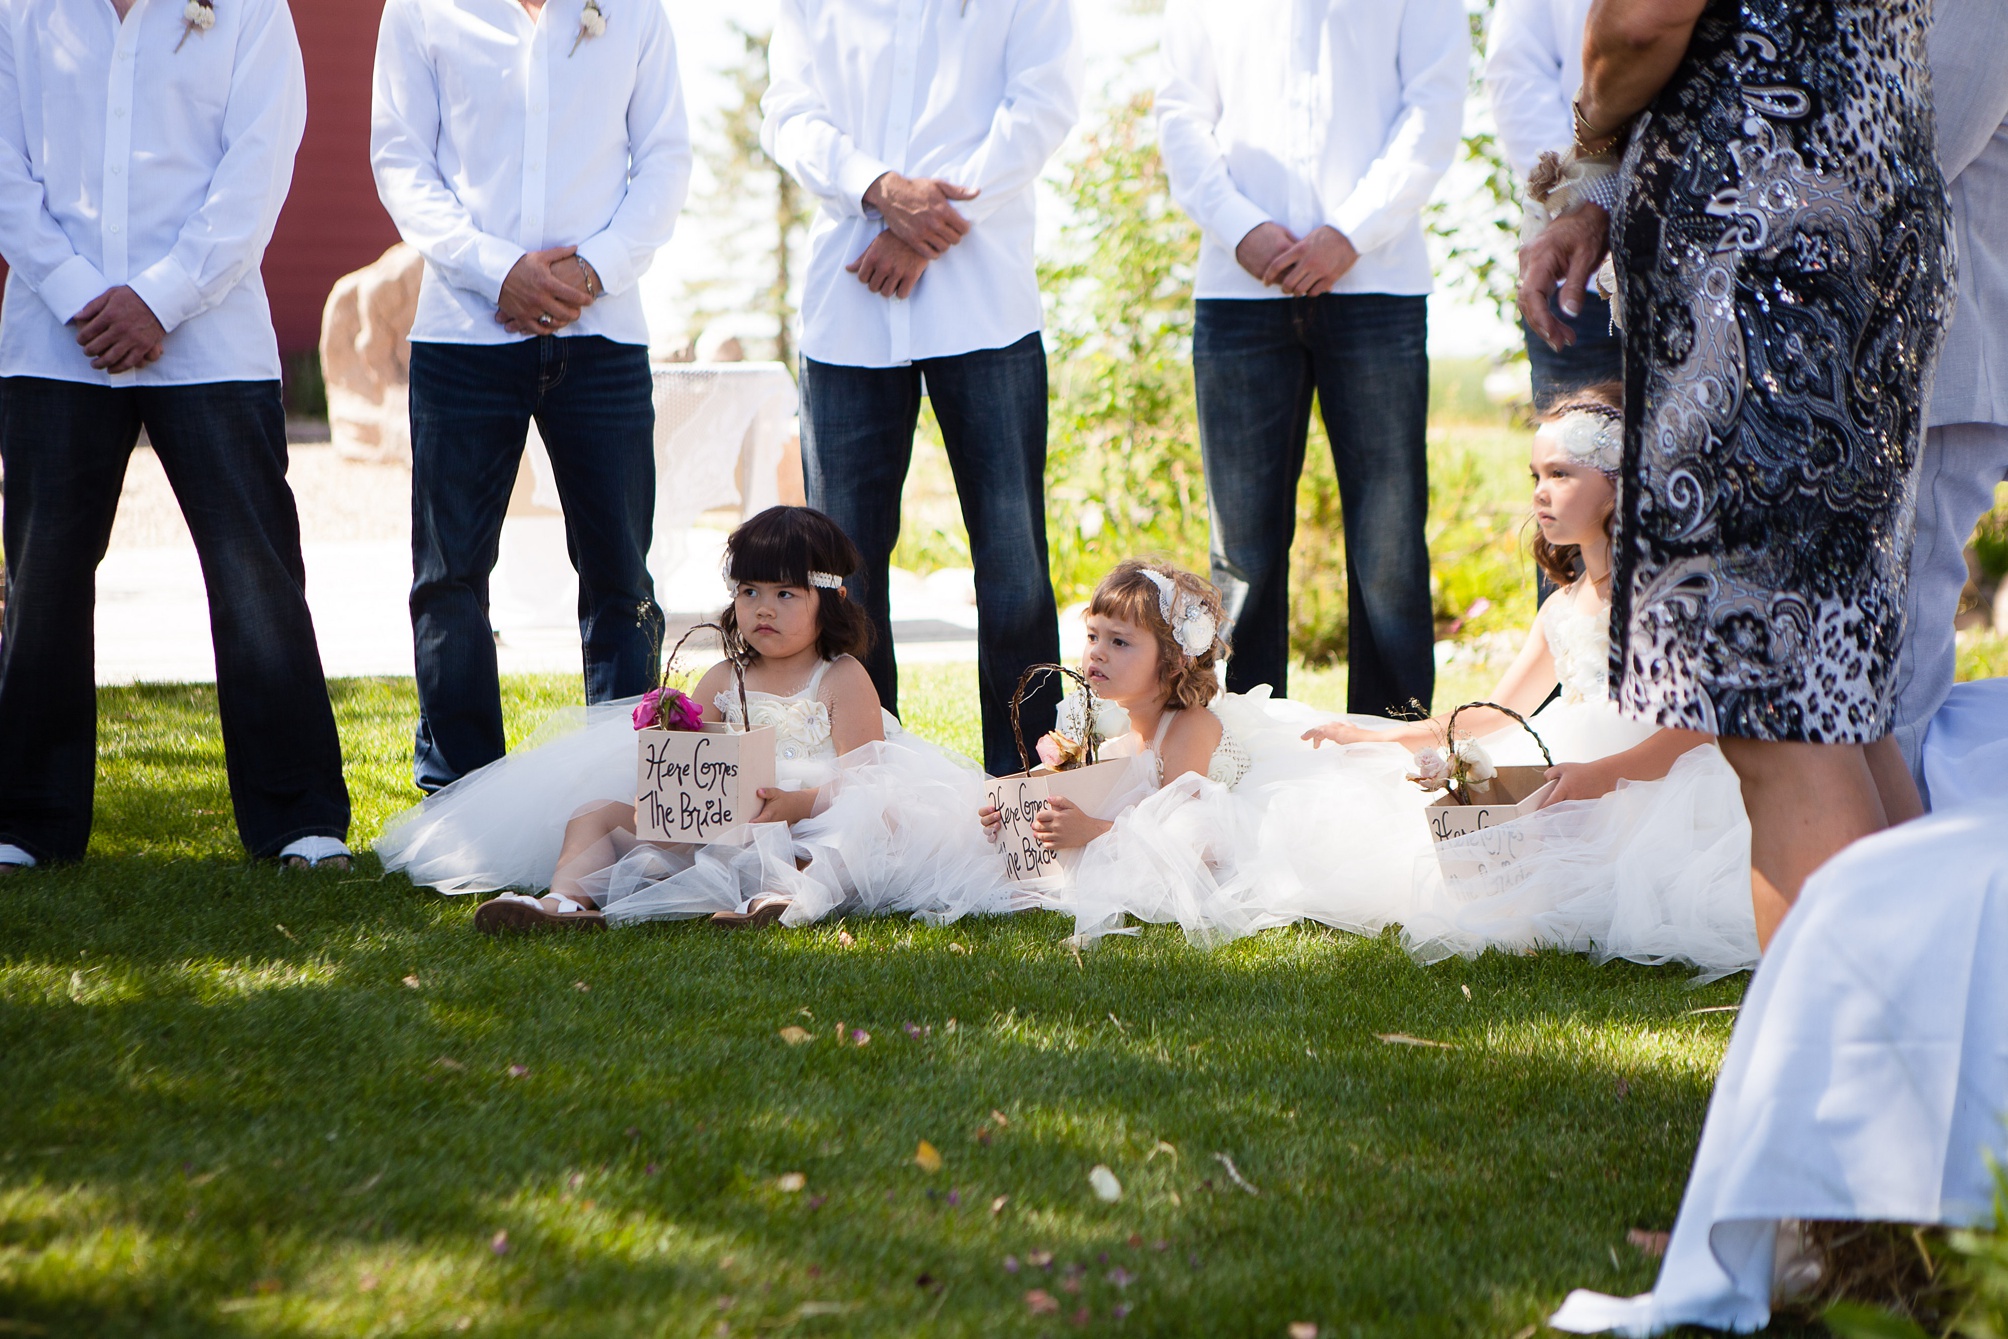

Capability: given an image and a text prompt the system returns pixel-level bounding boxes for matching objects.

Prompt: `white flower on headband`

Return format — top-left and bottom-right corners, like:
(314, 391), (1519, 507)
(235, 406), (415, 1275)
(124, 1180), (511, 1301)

(1138, 568), (1218, 659)
(1553, 409), (1622, 476)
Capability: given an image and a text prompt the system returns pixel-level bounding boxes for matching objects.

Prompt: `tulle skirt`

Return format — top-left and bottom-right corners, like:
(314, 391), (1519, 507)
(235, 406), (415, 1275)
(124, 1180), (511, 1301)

(1050, 691), (1758, 979)
(375, 698), (1011, 926)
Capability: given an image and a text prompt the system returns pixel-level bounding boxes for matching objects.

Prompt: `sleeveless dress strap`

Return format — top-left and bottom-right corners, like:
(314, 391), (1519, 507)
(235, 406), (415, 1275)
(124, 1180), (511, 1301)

(801, 658), (834, 698)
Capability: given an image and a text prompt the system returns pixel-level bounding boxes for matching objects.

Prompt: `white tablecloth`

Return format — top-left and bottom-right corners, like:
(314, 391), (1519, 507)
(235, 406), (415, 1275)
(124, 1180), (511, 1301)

(494, 363), (799, 632)
(1552, 676), (2008, 1334)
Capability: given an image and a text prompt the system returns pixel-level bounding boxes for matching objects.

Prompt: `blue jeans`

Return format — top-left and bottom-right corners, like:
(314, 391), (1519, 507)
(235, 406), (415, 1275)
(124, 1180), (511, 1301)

(799, 333), (1061, 775)
(0, 376), (350, 861)
(407, 336), (662, 792)
(1523, 290), (1624, 413)
(1194, 294), (1435, 715)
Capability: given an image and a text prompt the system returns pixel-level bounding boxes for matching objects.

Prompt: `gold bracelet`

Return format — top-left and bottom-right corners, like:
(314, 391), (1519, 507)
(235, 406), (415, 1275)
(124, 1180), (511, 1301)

(1571, 97), (1626, 157)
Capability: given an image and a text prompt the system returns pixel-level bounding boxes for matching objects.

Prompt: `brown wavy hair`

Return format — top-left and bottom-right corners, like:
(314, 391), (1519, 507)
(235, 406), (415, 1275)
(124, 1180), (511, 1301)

(1087, 559), (1227, 711)
(1531, 381), (1624, 589)
(720, 506), (875, 663)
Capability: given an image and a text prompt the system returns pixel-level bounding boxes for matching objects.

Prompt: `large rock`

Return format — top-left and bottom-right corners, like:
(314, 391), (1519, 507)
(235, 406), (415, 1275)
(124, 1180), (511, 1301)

(320, 243), (422, 465)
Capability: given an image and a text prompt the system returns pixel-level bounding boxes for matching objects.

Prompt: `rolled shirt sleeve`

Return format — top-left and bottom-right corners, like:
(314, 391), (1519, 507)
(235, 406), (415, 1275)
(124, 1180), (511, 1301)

(1328, 0), (1467, 258)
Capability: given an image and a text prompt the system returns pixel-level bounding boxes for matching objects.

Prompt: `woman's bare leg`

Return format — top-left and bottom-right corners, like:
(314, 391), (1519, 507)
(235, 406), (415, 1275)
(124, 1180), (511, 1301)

(1864, 734), (1925, 826)
(549, 800), (638, 908)
(1719, 738), (1887, 950)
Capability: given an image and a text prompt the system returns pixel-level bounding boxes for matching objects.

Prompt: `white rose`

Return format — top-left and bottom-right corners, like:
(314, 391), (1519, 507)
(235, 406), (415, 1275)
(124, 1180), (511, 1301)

(184, 0), (214, 27)
(580, 3), (607, 35)
(1453, 738), (1497, 784)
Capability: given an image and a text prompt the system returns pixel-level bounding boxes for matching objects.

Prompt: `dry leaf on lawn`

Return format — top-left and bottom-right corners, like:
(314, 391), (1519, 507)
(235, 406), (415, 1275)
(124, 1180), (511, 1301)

(836, 930), (855, 947)
(914, 1140), (943, 1174)
(1089, 1165), (1123, 1202)
(1627, 1228), (1670, 1258)
(775, 1173), (806, 1193)
(991, 1194), (1009, 1214)
(402, 974), (421, 989)
(1289, 1324), (1319, 1339)
(778, 1026), (813, 1045)
(1024, 1289), (1061, 1315)
(1376, 1033), (1456, 1050)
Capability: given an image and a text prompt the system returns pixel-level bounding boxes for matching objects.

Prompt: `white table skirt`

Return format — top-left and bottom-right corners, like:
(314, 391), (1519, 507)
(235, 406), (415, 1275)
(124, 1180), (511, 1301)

(1552, 676), (2008, 1334)
(493, 363), (799, 632)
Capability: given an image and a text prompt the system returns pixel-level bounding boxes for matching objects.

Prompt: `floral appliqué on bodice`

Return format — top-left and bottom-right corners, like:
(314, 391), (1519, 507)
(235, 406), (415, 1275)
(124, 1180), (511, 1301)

(715, 661), (838, 766)
(1541, 586), (1614, 706)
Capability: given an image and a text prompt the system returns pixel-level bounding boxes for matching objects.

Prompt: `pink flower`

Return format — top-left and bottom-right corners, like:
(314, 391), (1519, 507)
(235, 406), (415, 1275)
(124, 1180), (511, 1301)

(1036, 732), (1066, 769)
(632, 687), (704, 732)
(632, 688), (665, 731)
(662, 690), (704, 731)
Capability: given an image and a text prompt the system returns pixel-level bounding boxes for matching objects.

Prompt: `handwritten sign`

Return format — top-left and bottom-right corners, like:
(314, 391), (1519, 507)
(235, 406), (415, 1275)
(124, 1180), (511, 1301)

(1425, 764), (1556, 890)
(634, 723), (776, 845)
(983, 757), (1136, 888)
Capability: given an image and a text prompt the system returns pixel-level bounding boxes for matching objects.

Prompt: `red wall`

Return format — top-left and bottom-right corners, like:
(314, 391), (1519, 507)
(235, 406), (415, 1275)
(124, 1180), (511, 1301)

(264, 0), (404, 360)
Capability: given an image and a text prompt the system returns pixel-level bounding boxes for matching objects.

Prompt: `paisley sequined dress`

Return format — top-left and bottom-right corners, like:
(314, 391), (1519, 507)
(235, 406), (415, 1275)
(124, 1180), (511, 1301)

(1609, 0), (1953, 743)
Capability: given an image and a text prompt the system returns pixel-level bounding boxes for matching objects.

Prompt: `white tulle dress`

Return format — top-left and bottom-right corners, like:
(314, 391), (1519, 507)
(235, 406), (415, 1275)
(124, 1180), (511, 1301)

(374, 658), (1011, 927)
(1055, 588), (1760, 981)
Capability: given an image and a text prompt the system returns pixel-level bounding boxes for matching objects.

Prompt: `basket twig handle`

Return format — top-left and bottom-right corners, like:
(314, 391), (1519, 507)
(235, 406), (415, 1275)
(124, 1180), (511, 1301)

(1443, 700), (1554, 769)
(662, 621), (751, 732)
(1009, 663), (1098, 773)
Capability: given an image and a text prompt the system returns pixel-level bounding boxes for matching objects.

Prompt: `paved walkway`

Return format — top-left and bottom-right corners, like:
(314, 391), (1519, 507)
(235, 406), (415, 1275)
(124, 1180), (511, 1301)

(92, 443), (985, 685)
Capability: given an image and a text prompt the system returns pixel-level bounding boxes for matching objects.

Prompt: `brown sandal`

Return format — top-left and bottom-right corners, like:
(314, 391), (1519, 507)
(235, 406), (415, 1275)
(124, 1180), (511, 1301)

(709, 897), (791, 929)
(474, 893), (607, 935)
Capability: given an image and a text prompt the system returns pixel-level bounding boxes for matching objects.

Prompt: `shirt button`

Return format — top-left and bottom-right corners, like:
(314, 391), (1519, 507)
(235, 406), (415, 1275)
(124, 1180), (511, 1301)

(109, 224), (122, 234)
(112, 107), (127, 117)
(110, 165), (123, 175)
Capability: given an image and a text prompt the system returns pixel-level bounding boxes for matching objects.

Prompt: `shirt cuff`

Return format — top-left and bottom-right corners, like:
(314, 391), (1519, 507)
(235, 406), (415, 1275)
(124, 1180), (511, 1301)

(37, 255), (112, 325)
(128, 255), (206, 335)
(469, 234), (530, 305)
(574, 233), (634, 299)
(1207, 196), (1275, 260)
(837, 152), (895, 219)
(1331, 197), (1402, 260)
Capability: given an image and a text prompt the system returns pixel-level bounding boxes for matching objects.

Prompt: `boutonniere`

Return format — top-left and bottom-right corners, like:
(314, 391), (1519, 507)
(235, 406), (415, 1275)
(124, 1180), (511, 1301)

(569, 0), (606, 56)
(174, 0), (215, 52)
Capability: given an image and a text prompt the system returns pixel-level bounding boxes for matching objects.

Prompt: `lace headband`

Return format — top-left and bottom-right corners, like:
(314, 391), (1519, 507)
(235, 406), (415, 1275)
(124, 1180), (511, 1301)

(1138, 568), (1220, 659)
(1551, 406), (1622, 476)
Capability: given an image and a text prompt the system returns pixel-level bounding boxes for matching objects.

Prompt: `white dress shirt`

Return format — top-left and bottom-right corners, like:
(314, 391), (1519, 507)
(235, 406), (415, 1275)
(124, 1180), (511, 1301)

(1157, 0), (1466, 302)
(1928, 0), (2008, 430)
(0, 0), (305, 386)
(371, 0), (691, 347)
(761, 0), (1081, 368)
(1484, 0), (1593, 178)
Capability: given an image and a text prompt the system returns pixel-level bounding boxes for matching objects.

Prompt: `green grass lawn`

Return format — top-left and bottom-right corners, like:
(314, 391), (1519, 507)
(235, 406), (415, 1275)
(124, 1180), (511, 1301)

(0, 667), (1754, 1338)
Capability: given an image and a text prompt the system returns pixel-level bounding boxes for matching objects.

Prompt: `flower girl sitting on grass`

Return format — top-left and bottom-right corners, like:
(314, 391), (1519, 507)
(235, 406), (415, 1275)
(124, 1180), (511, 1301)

(376, 506), (1005, 933)
(1295, 384), (1759, 978)
(1016, 388), (1759, 981)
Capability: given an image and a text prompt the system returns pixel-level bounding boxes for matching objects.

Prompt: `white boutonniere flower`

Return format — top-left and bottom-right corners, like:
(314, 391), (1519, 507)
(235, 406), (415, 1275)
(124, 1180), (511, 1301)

(175, 0), (215, 52)
(570, 0), (606, 56)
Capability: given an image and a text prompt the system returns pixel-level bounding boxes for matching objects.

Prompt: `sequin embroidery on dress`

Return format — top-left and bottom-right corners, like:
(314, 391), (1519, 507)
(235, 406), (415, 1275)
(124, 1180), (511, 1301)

(1607, 0), (1953, 743)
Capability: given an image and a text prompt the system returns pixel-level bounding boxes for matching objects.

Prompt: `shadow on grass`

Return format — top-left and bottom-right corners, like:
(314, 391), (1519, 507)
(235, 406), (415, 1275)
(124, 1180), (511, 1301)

(0, 677), (1753, 1335)
(3, 860), (1745, 1337)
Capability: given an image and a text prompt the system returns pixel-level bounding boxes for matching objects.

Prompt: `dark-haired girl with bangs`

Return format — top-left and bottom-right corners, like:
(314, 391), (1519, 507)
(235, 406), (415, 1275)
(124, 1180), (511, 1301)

(377, 506), (1009, 931)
